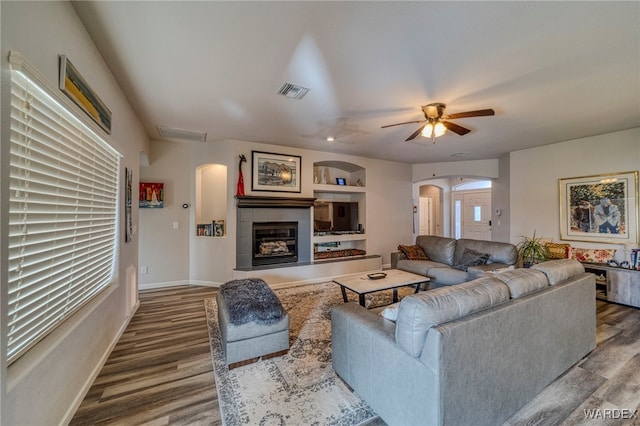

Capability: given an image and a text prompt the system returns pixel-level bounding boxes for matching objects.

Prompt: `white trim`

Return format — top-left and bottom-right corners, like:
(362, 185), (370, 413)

(138, 280), (223, 291)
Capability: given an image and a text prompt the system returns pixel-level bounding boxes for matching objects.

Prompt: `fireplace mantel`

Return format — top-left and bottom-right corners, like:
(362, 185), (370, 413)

(235, 195), (316, 208)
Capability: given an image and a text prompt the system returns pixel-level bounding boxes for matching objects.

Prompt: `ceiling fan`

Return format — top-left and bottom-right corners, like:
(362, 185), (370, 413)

(381, 103), (495, 143)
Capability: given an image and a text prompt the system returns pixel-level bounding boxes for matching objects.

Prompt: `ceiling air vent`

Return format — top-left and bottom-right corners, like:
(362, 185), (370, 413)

(277, 82), (310, 100)
(156, 125), (207, 142)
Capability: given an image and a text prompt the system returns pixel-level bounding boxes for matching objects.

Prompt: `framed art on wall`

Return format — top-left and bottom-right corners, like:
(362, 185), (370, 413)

(125, 168), (133, 242)
(139, 182), (164, 208)
(59, 55), (112, 134)
(251, 150), (301, 193)
(559, 171), (638, 243)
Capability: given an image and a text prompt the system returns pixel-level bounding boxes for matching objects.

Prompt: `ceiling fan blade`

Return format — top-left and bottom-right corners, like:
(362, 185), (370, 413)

(445, 109), (495, 119)
(406, 124), (427, 141)
(381, 120), (425, 129)
(442, 120), (471, 135)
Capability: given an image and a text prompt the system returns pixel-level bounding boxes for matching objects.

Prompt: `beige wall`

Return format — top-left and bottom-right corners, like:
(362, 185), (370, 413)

(510, 127), (640, 253)
(139, 139), (414, 287)
(1, 2), (147, 424)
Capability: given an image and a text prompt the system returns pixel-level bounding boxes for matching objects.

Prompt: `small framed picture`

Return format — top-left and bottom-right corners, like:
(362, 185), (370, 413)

(336, 178), (347, 186)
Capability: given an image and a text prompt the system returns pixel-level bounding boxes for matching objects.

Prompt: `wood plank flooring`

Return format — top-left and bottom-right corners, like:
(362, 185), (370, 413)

(71, 286), (640, 425)
(70, 286), (221, 426)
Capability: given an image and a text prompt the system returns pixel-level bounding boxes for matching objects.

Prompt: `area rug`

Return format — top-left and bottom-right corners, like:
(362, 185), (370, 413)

(205, 282), (414, 425)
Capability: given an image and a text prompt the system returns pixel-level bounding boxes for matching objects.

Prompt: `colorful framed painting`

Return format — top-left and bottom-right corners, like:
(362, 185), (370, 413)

(559, 171), (638, 243)
(251, 150), (301, 193)
(139, 182), (164, 208)
(59, 55), (112, 134)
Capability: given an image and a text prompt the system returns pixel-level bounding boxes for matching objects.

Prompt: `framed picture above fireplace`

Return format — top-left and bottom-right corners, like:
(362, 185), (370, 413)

(251, 151), (301, 193)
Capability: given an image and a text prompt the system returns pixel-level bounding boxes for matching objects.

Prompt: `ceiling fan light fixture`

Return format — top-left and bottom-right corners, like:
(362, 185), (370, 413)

(421, 121), (446, 141)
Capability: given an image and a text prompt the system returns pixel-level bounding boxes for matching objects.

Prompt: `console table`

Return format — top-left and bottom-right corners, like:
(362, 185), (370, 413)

(582, 263), (640, 308)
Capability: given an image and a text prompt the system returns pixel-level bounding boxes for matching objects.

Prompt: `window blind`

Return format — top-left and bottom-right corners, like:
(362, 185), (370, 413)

(7, 64), (120, 364)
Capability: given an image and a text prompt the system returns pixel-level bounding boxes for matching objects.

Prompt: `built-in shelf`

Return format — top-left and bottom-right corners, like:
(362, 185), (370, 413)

(313, 184), (366, 193)
(313, 233), (367, 243)
(313, 160), (367, 260)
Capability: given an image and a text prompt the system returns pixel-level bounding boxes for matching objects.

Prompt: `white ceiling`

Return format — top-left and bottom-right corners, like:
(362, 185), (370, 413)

(72, 1), (640, 164)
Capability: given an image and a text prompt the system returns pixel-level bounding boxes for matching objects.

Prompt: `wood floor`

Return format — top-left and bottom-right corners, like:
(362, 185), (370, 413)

(70, 286), (640, 426)
(70, 286), (221, 426)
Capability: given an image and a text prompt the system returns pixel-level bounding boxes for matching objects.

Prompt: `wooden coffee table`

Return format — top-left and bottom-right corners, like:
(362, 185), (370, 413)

(333, 269), (430, 307)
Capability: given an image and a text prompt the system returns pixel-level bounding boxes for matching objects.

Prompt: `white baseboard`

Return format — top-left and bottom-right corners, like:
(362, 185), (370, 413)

(138, 280), (223, 291)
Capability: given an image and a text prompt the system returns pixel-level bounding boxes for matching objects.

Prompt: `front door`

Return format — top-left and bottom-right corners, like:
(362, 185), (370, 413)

(454, 190), (492, 241)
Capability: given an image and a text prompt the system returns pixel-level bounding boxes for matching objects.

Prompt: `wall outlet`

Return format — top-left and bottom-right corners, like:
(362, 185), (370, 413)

(140, 266), (148, 275)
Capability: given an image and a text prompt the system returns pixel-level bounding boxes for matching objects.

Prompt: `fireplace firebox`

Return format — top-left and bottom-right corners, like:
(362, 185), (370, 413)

(252, 222), (298, 266)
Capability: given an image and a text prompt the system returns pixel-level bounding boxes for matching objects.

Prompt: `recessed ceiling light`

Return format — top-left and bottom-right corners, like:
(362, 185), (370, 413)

(326, 136), (335, 142)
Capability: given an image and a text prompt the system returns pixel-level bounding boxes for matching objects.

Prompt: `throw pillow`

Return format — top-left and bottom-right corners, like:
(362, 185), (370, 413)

(398, 244), (429, 261)
(545, 242), (571, 259)
(568, 247), (616, 264)
(453, 248), (490, 271)
(379, 302), (400, 322)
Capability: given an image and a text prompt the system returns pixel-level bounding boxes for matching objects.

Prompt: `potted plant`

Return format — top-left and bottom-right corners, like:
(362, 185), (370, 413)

(517, 231), (549, 268)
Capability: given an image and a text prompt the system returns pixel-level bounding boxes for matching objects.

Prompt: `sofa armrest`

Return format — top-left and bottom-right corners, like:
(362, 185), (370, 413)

(391, 251), (406, 269)
(331, 302), (439, 425)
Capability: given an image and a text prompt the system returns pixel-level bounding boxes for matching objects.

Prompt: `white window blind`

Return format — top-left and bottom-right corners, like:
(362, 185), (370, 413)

(7, 60), (120, 364)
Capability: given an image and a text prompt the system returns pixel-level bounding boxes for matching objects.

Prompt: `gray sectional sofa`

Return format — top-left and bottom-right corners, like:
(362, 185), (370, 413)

(391, 235), (518, 287)
(331, 259), (596, 426)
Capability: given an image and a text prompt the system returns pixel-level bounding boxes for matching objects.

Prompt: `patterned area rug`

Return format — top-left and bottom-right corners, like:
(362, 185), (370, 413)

(205, 282), (415, 425)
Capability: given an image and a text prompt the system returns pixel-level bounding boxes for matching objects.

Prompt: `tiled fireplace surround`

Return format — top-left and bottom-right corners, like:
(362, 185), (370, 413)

(236, 199), (312, 270)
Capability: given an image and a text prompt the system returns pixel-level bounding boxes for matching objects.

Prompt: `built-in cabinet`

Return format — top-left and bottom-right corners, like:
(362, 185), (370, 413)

(584, 263), (640, 308)
(312, 161), (367, 261)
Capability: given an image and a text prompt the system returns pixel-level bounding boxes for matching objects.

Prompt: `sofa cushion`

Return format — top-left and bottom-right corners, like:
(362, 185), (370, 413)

(453, 248), (490, 271)
(416, 235), (456, 265)
(455, 239), (518, 265)
(427, 267), (468, 286)
(398, 244), (429, 261)
(532, 259), (585, 285)
(395, 277), (510, 357)
(491, 268), (549, 298)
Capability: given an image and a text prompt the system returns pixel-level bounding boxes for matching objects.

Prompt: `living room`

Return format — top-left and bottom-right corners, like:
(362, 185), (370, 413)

(1, 1), (639, 425)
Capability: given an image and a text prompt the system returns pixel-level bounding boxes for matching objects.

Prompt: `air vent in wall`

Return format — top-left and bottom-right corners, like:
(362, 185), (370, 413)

(277, 82), (310, 100)
(156, 125), (207, 142)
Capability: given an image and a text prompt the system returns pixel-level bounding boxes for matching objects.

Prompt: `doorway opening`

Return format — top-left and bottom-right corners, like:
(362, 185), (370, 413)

(452, 180), (492, 241)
